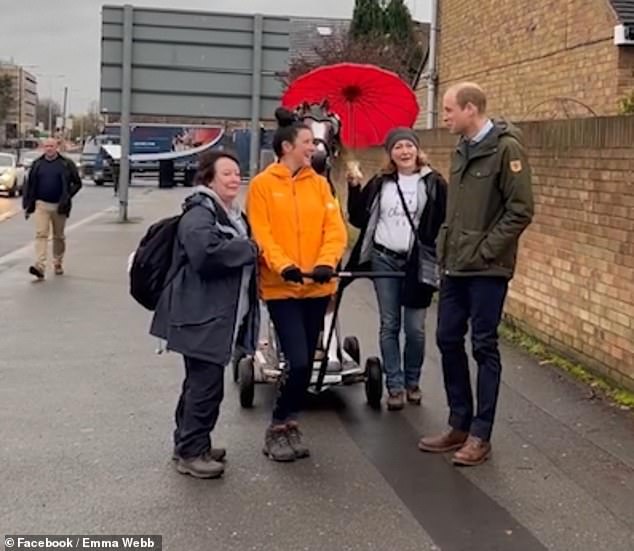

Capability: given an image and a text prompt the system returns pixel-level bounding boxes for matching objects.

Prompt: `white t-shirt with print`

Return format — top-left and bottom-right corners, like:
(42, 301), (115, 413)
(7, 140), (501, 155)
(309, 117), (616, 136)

(373, 173), (421, 254)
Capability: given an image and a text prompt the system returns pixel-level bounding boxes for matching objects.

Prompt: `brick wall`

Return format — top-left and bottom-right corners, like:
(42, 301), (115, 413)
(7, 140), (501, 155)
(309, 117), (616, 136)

(416, 0), (633, 125)
(343, 116), (634, 390)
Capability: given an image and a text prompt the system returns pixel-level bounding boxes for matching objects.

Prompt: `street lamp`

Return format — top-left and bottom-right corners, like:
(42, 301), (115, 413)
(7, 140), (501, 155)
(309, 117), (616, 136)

(33, 71), (66, 135)
(69, 94), (98, 145)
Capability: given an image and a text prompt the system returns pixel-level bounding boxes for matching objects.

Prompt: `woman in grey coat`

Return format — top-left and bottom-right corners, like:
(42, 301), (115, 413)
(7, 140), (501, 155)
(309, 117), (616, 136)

(150, 150), (259, 479)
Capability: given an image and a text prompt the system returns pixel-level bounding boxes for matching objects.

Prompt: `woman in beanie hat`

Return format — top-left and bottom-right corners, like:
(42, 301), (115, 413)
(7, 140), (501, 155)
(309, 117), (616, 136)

(345, 127), (447, 411)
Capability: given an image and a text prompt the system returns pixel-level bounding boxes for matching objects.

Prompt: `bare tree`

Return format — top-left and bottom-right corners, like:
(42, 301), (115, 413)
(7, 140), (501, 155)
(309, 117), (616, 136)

(282, 27), (425, 88)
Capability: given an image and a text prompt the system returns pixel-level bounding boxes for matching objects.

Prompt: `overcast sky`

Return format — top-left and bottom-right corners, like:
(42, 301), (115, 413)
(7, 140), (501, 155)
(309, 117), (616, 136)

(0, 0), (431, 115)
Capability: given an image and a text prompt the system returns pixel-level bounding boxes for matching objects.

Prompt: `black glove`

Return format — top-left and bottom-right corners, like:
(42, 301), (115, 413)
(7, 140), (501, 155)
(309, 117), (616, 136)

(281, 265), (303, 284)
(312, 265), (335, 284)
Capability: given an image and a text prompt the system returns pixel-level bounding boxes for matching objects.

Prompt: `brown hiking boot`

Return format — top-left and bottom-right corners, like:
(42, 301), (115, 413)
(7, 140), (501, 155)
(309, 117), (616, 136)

(418, 429), (468, 453)
(387, 391), (405, 411)
(286, 422), (310, 459)
(54, 264), (64, 276)
(406, 386), (422, 405)
(263, 426), (296, 462)
(175, 454), (225, 479)
(452, 436), (491, 467)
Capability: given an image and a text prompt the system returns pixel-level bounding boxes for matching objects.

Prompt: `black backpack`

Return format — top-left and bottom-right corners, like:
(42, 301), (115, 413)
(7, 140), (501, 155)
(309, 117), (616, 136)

(129, 214), (182, 311)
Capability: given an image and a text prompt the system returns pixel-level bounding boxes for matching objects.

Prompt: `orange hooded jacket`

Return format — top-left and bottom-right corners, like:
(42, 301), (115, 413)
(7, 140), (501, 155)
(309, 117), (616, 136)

(246, 162), (347, 301)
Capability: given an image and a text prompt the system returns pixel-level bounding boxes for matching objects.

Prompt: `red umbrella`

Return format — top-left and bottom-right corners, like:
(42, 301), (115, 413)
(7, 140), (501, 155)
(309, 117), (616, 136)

(282, 63), (419, 149)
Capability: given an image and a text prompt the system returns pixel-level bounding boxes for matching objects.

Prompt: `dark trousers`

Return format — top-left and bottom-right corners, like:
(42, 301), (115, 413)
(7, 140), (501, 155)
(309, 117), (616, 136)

(436, 276), (508, 441)
(267, 297), (330, 424)
(174, 356), (224, 459)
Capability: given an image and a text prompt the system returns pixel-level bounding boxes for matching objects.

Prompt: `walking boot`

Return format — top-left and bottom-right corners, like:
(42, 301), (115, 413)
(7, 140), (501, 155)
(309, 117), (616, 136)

(286, 422), (310, 459)
(262, 425), (296, 462)
(175, 454), (225, 479)
(387, 390), (405, 411)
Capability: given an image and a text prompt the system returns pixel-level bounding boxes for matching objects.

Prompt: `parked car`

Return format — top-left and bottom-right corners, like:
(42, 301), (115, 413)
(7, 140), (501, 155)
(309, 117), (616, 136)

(19, 149), (42, 170)
(0, 153), (25, 197)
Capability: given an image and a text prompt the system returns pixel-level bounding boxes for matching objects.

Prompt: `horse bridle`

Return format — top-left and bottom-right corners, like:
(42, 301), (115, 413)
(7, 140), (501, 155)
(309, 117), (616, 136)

(301, 113), (341, 158)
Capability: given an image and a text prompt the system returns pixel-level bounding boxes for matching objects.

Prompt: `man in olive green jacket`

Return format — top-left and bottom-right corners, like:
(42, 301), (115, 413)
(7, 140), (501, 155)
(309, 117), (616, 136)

(418, 83), (534, 466)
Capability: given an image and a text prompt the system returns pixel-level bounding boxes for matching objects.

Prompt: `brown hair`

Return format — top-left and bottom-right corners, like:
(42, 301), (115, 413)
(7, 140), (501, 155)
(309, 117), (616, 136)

(380, 150), (429, 175)
(454, 82), (487, 113)
(194, 150), (240, 187)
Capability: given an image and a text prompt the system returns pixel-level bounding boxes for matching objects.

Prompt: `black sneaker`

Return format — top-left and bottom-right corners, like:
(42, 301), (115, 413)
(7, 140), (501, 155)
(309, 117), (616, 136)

(286, 424), (310, 459)
(262, 426), (296, 462)
(29, 265), (44, 280)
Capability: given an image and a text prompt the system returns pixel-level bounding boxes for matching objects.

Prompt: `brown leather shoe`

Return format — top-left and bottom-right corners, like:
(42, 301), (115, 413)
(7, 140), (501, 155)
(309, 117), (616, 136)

(406, 386), (422, 405)
(452, 436), (491, 466)
(387, 391), (405, 411)
(418, 429), (468, 453)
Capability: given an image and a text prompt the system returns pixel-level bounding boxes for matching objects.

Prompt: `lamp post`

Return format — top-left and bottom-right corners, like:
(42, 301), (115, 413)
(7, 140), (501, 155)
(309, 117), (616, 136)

(34, 72), (66, 135)
(70, 94), (97, 145)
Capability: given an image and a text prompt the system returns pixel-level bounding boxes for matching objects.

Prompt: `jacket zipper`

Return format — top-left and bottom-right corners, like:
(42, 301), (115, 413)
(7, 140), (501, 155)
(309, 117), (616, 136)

(292, 179), (302, 269)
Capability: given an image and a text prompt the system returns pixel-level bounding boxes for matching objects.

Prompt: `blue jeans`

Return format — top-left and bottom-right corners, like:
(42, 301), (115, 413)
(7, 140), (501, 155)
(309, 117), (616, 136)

(436, 276), (508, 441)
(371, 250), (426, 393)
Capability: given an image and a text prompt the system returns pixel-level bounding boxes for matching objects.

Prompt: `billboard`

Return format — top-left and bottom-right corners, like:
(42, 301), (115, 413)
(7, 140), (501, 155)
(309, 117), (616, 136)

(99, 6), (290, 121)
(102, 124), (224, 157)
(99, 5), (290, 218)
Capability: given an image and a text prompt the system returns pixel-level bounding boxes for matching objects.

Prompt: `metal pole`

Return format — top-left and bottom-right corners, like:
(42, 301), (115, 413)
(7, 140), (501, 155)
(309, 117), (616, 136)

(62, 86), (68, 140)
(426, 0), (439, 129)
(249, 14), (263, 179)
(119, 4), (133, 222)
(48, 80), (52, 135)
(16, 66), (22, 161)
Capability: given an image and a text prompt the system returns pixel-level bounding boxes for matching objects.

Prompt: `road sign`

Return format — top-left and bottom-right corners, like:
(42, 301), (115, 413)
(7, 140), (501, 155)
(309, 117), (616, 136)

(99, 4), (290, 220)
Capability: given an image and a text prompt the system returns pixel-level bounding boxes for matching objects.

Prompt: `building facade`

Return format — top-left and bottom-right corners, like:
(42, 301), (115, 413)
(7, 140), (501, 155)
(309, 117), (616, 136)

(0, 63), (38, 142)
(416, 0), (634, 127)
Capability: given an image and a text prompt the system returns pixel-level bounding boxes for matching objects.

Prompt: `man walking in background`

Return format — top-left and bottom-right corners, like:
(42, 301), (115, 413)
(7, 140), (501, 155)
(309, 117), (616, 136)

(23, 138), (83, 279)
(418, 82), (534, 466)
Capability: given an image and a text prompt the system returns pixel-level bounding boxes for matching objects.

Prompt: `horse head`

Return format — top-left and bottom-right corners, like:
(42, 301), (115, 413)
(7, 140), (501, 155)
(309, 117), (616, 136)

(294, 100), (342, 178)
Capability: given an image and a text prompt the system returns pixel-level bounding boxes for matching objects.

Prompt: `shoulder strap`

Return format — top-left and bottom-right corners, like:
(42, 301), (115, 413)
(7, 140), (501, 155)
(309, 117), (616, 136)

(394, 176), (420, 243)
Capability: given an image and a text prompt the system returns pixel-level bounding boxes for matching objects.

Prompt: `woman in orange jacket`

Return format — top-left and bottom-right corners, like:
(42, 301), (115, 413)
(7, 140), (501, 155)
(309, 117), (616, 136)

(247, 107), (347, 462)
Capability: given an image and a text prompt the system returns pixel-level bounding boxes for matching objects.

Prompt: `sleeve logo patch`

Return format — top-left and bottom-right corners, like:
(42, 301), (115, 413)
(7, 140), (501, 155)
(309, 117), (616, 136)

(510, 160), (523, 173)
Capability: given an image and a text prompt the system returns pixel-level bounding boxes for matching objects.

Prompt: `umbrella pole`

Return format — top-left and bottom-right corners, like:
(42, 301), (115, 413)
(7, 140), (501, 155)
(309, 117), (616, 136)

(348, 101), (355, 150)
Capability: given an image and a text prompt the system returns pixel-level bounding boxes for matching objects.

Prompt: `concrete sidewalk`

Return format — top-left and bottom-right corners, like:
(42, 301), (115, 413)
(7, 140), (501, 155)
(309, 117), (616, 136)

(0, 186), (632, 551)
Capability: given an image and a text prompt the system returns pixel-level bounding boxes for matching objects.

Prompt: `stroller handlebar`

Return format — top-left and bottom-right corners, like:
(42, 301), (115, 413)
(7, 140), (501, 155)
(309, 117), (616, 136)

(301, 270), (405, 280)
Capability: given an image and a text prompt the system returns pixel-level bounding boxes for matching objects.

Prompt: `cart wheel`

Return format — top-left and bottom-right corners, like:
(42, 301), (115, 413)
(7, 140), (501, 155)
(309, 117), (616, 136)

(365, 357), (383, 410)
(343, 336), (361, 365)
(239, 357), (255, 408)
